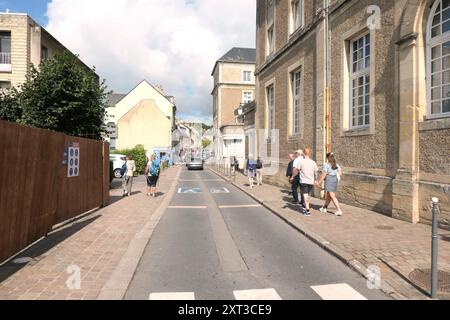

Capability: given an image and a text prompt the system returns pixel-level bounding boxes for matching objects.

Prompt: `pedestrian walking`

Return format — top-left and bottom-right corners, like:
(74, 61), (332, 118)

(315, 153), (343, 216)
(286, 153), (296, 196)
(146, 154), (161, 197)
(295, 148), (318, 216)
(289, 150), (305, 207)
(246, 155), (257, 188)
(122, 155), (136, 197)
(256, 157), (263, 186)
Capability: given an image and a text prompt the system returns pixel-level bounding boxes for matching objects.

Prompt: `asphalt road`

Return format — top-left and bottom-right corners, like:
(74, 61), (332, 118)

(124, 168), (389, 300)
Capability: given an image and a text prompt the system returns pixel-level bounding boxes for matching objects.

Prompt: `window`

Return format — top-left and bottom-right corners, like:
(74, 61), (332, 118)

(266, 85), (275, 133)
(349, 33), (371, 128)
(266, 0), (275, 56)
(243, 91), (253, 104)
(291, 69), (301, 135)
(0, 31), (11, 65)
(41, 46), (49, 61)
(291, 0), (303, 33)
(267, 26), (274, 55)
(243, 70), (252, 82)
(0, 81), (11, 89)
(427, 0), (450, 116)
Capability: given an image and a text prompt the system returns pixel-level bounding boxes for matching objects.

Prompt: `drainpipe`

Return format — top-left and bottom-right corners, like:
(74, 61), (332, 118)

(324, 0), (331, 158)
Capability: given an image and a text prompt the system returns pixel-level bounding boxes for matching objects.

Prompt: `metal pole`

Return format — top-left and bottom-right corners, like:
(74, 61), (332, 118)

(431, 197), (439, 299)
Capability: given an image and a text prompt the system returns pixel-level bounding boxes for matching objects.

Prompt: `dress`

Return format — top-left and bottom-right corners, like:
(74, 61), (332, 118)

(324, 163), (341, 193)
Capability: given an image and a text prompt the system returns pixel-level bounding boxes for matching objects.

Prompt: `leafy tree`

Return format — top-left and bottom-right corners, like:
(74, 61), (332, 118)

(202, 138), (212, 149)
(18, 51), (108, 139)
(113, 145), (147, 175)
(0, 88), (21, 122)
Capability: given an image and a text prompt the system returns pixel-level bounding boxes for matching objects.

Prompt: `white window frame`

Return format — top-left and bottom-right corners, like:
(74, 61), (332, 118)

(243, 70), (252, 82)
(243, 91), (253, 104)
(349, 32), (371, 129)
(290, 0), (303, 34)
(266, 84), (275, 134)
(266, 0), (275, 57)
(291, 69), (302, 135)
(426, 0), (450, 118)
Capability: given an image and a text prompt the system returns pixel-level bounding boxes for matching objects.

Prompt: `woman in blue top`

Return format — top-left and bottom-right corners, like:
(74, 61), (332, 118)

(315, 153), (343, 216)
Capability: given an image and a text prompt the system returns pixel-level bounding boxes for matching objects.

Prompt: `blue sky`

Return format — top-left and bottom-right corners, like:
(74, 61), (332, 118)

(0, 0), (49, 25)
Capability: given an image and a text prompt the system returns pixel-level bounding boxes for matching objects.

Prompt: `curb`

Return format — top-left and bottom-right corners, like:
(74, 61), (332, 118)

(97, 166), (182, 300)
(208, 167), (406, 300)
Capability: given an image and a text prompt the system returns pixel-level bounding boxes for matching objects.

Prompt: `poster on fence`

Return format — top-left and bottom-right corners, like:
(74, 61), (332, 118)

(67, 143), (80, 178)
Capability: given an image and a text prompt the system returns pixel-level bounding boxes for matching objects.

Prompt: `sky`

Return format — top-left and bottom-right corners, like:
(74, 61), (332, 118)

(1, 0), (256, 124)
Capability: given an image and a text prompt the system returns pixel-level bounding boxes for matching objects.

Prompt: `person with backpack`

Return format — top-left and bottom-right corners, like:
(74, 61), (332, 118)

(315, 153), (343, 216)
(146, 154), (161, 197)
(256, 157), (263, 186)
(246, 154), (257, 188)
(122, 155), (136, 197)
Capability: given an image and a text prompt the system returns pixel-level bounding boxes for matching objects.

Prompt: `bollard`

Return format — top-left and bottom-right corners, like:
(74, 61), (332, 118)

(431, 197), (439, 299)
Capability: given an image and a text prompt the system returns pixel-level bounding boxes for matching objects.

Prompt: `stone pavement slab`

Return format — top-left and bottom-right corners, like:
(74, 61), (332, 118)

(209, 167), (450, 300)
(0, 166), (180, 300)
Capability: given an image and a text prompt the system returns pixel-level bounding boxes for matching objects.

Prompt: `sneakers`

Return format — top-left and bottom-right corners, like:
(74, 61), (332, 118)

(319, 207), (328, 214)
(303, 210), (311, 217)
(335, 211), (343, 217)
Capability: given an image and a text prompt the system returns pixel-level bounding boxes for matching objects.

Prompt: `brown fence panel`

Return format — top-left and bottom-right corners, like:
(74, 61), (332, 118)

(0, 120), (109, 263)
(54, 136), (104, 225)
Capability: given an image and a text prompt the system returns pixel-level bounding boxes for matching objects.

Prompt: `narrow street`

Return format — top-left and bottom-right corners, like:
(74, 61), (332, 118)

(124, 168), (389, 300)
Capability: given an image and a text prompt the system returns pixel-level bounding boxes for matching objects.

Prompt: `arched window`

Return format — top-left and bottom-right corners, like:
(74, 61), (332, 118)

(427, 0), (450, 116)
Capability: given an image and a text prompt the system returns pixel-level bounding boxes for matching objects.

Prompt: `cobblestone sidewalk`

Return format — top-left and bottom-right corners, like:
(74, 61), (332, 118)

(210, 167), (450, 300)
(0, 166), (180, 300)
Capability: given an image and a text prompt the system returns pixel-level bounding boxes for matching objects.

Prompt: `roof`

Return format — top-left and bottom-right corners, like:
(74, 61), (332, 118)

(106, 93), (127, 107)
(211, 47), (256, 75)
(218, 47), (256, 63)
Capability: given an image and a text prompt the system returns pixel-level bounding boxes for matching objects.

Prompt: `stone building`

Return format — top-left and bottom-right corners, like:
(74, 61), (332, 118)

(211, 47), (256, 168)
(0, 12), (97, 90)
(255, 0), (449, 225)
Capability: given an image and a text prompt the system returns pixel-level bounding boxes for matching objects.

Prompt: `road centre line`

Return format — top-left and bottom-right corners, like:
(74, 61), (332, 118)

(168, 206), (208, 209)
(311, 284), (367, 300)
(218, 204), (262, 209)
(149, 292), (195, 300)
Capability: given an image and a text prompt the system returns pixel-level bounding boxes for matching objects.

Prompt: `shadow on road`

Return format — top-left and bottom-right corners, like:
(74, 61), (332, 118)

(0, 215), (100, 283)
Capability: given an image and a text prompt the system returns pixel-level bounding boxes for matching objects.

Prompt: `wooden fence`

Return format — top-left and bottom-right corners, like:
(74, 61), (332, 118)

(0, 120), (110, 264)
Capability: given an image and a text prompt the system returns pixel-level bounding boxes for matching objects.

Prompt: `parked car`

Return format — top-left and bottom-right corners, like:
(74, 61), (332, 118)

(187, 157), (204, 170)
(110, 154), (127, 178)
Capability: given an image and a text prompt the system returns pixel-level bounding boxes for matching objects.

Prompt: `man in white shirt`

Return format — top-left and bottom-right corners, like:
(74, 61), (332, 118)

(296, 148), (318, 216)
(289, 149), (305, 207)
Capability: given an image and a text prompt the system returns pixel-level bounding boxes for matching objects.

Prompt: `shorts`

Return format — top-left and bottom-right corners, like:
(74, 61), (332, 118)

(147, 175), (159, 187)
(300, 183), (314, 195)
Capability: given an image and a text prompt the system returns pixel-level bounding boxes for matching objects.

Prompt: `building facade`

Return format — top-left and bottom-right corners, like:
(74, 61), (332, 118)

(211, 47), (256, 167)
(0, 13), (96, 90)
(255, 0), (449, 225)
(106, 80), (176, 159)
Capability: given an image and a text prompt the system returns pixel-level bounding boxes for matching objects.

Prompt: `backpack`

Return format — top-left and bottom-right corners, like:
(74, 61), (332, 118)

(256, 160), (263, 169)
(149, 161), (160, 176)
(120, 162), (127, 177)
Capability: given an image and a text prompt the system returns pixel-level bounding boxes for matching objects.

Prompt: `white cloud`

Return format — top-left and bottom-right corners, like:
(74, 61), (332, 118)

(45, 0), (256, 124)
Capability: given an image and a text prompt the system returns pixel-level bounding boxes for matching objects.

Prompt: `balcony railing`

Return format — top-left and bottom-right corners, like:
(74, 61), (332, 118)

(0, 52), (11, 64)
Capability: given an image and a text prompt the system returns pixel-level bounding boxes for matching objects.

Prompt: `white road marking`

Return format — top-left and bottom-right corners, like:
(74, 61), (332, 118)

(311, 283), (367, 300)
(168, 206), (208, 209)
(219, 204), (262, 209)
(178, 188), (202, 194)
(233, 289), (282, 300)
(210, 187), (230, 194)
(149, 292), (195, 300)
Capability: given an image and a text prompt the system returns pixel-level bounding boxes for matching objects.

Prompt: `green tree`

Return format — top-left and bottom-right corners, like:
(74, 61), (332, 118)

(0, 88), (21, 122)
(113, 145), (148, 175)
(202, 138), (212, 149)
(18, 51), (108, 139)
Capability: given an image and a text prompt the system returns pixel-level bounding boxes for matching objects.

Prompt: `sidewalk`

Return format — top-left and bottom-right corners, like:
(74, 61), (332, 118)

(209, 167), (450, 300)
(0, 166), (180, 300)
